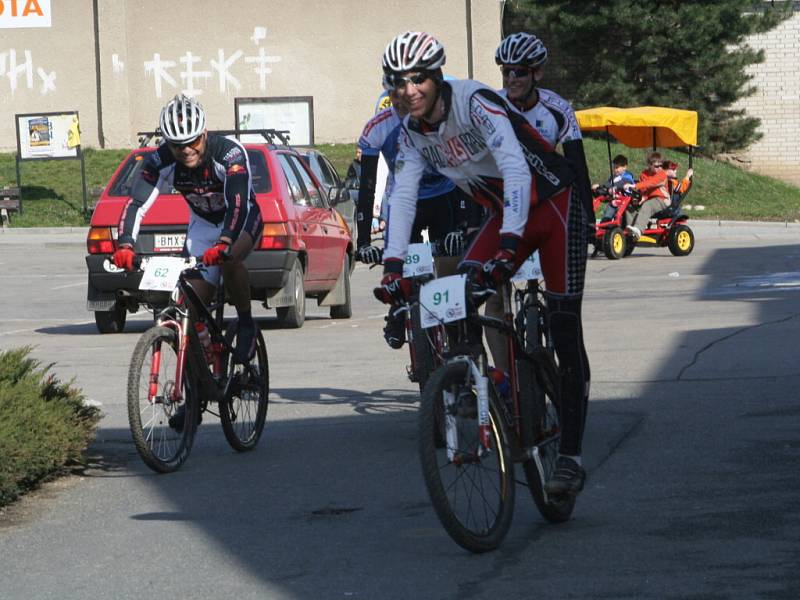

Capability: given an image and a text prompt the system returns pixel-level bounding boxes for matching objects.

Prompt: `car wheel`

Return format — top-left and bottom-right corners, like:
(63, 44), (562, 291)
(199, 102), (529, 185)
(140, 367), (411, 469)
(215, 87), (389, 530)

(276, 260), (305, 328)
(330, 254), (352, 320)
(95, 301), (127, 334)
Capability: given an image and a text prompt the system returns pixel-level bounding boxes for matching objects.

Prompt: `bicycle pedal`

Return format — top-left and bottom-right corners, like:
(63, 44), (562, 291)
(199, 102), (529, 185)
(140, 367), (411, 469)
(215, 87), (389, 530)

(406, 365), (419, 382)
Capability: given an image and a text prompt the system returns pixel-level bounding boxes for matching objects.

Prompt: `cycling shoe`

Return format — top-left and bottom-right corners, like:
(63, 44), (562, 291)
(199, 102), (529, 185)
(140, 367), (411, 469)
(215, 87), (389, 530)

(168, 404), (201, 433)
(234, 317), (257, 363)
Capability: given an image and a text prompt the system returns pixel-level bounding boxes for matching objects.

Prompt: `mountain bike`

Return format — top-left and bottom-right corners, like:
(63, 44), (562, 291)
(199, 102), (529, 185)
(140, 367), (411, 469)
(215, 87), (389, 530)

(417, 275), (575, 553)
(118, 256), (269, 473)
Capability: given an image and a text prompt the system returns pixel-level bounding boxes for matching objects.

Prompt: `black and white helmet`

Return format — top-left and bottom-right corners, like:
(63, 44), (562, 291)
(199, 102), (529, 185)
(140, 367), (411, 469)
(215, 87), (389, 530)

(382, 31), (446, 74)
(159, 94), (206, 144)
(495, 33), (548, 68)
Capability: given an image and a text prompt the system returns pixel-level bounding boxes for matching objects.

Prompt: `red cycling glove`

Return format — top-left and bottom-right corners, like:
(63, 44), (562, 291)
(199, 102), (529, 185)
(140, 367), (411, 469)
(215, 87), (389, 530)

(373, 258), (412, 305)
(482, 234), (520, 287)
(112, 245), (136, 271)
(202, 241), (231, 266)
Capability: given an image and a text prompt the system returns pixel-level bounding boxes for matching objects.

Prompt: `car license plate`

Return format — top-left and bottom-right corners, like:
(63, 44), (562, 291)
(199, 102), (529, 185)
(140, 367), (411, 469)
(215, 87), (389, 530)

(153, 233), (186, 252)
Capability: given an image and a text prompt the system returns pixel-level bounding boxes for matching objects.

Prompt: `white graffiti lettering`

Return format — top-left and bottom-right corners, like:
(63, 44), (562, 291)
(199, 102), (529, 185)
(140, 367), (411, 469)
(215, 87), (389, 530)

(179, 51), (211, 96)
(36, 66), (54, 94)
(5, 48), (33, 93)
(144, 53), (177, 98)
(244, 46), (282, 91)
(210, 49), (242, 94)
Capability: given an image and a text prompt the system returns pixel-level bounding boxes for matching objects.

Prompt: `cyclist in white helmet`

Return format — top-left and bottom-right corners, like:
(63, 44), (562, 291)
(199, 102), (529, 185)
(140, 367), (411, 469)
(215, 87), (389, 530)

(373, 31), (591, 497)
(485, 32), (594, 397)
(113, 94), (264, 376)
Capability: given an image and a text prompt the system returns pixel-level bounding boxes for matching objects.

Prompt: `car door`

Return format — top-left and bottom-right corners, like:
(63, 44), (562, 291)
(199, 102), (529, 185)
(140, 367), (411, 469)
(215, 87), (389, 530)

(277, 153), (328, 285)
(287, 154), (345, 282)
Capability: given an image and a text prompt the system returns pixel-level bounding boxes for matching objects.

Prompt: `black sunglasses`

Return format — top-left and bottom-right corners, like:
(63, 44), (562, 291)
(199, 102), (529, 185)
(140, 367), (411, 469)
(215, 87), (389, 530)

(383, 72), (430, 91)
(501, 66), (532, 78)
(168, 134), (204, 150)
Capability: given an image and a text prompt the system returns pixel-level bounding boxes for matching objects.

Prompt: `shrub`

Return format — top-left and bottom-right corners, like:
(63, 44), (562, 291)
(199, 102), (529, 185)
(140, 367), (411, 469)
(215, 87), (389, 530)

(0, 347), (100, 507)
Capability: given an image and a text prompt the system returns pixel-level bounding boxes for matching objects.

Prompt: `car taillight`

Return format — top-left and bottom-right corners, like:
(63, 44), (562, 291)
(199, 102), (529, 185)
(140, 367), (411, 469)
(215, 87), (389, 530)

(260, 222), (291, 249)
(87, 227), (116, 254)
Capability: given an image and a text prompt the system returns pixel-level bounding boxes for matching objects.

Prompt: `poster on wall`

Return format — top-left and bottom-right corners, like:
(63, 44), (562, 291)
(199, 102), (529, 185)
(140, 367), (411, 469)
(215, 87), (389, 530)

(235, 97), (314, 146)
(16, 112), (81, 160)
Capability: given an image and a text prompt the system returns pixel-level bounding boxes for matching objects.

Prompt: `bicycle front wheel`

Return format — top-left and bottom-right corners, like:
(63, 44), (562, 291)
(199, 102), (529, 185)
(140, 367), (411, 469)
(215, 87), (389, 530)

(219, 322), (269, 452)
(127, 326), (198, 473)
(419, 361), (515, 553)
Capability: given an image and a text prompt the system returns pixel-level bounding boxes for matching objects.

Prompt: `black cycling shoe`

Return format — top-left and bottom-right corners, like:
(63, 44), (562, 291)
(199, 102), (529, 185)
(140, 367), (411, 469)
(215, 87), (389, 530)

(234, 317), (257, 363)
(383, 313), (405, 349)
(168, 404), (201, 433)
(544, 456), (586, 496)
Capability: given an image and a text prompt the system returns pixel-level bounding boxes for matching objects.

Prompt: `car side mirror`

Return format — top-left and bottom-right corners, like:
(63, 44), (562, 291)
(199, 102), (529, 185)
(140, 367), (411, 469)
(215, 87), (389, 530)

(328, 184), (349, 206)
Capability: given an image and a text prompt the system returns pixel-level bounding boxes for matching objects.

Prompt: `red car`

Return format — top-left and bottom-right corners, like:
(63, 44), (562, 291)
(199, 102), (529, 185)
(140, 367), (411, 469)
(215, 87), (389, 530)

(86, 134), (353, 333)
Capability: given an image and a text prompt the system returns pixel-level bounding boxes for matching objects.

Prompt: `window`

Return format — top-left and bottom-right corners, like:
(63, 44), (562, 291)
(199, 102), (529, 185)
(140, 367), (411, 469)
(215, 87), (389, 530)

(278, 153), (307, 205)
(245, 149), (272, 193)
(289, 155), (325, 208)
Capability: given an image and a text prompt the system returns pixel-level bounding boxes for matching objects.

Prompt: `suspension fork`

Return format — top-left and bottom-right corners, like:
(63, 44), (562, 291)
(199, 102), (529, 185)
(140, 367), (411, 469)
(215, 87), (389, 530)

(148, 344), (162, 403)
(172, 311), (191, 404)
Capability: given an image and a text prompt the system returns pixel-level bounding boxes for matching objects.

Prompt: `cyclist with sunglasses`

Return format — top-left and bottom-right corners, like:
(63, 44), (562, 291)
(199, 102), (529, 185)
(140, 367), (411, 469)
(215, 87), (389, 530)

(487, 32), (593, 391)
(373, 31), (592, 497)
(355, 79), (471, 348)
(112, 94), (263, 365)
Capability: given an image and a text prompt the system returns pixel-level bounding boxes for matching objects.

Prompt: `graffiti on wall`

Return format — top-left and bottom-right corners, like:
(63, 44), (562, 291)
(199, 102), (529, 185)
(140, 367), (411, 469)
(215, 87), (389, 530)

(0, 49), (56, 94)
(139, 27), (282, 98)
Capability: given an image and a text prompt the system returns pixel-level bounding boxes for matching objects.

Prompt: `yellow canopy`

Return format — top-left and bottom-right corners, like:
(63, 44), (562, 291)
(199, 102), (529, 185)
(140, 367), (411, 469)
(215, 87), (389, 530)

(575, 106), (698, 148)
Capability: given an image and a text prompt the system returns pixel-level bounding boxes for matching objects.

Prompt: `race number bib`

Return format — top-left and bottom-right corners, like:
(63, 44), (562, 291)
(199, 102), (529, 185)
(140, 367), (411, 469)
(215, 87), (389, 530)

(512, 251), (543, 282)
(403, 243), (434, 278)
(138, 256), (185, 292)
(419, 274), (467, 328)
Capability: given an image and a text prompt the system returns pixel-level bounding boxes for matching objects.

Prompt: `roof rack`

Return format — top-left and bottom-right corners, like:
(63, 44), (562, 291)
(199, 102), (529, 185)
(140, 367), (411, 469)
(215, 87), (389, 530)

(136, 128), (291, 148)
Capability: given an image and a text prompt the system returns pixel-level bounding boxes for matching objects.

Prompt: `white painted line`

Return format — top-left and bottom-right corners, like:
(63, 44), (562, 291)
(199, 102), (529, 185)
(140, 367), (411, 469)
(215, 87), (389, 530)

(51, 282), (86, 290)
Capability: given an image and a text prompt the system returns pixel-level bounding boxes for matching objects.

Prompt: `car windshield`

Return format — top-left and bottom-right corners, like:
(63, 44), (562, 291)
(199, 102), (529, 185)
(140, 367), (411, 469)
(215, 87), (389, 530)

(107, 148), (273, 196)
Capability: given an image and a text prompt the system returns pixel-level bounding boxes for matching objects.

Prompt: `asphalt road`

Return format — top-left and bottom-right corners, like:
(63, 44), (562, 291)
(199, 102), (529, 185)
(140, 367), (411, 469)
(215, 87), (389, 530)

(1, 221), (799, 599)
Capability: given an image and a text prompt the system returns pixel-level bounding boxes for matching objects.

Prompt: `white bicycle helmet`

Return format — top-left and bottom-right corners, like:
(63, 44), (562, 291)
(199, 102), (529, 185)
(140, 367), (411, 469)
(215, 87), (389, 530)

(382, 31), (446, 74)
(159, 94), (206, 144)
(495, 33), (548, 68)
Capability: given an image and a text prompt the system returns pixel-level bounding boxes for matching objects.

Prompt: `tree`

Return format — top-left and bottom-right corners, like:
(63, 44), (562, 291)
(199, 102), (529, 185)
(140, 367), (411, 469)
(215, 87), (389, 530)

(505, 0), (792, 155)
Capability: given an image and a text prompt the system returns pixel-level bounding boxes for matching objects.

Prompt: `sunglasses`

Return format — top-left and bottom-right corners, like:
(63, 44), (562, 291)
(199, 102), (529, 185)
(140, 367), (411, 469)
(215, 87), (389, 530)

(383, 72), (430, 91)
(168, 134), (204, 151)
(650, 162), (663, 167)
(501, 66), (532, 78)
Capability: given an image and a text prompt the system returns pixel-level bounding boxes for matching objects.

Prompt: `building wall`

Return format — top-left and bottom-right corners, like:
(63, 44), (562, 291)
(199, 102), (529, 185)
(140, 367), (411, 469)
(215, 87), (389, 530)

(734, 9), (800, 185)
(1, 0), (503, 151)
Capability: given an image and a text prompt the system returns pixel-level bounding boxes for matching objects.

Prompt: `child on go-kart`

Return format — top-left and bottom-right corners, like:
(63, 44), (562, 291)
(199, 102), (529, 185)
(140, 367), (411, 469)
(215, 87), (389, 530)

(664, 160), (693, 204)
(623, 151), (670, 239)
(592, 154), (635, 222)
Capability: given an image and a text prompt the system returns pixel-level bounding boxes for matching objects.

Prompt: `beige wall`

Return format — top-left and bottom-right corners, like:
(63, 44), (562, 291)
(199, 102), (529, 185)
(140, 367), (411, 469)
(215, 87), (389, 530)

(1, 0), (503, 152)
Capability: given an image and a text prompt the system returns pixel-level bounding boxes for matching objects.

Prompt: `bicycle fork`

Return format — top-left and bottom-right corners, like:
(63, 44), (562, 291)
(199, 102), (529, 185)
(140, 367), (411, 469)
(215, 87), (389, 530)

(444, 355), (493, 464)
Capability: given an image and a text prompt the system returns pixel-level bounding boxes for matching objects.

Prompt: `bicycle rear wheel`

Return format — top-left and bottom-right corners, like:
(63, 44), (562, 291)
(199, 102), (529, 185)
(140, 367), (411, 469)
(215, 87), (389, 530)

(127, 326), (198, 473)
(219, 321), (269, 452)
(419, 361), (515, 553)
(519, 360), (576, 522)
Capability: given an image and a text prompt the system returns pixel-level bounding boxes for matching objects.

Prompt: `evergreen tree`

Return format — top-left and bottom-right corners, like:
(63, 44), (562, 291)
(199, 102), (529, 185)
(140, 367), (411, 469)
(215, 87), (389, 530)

(506, 0), (792, 155)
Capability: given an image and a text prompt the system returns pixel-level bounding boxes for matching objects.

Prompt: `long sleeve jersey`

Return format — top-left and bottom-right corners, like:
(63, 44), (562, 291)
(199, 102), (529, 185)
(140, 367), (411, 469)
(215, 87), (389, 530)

(635, 169), (669, 202)
(499, 87), (582, 148)
(117, 134), (259, 246)
(383, 79), (575, 261)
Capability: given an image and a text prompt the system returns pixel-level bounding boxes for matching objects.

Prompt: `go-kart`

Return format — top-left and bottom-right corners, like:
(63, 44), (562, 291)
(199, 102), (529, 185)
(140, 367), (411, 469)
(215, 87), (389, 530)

(576, 106), (698, 259)
(591, 183), (694, 259)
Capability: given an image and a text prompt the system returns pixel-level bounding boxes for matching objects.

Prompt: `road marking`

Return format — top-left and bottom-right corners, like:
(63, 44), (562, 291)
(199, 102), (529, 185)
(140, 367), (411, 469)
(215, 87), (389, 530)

(51, 282), (86, 290)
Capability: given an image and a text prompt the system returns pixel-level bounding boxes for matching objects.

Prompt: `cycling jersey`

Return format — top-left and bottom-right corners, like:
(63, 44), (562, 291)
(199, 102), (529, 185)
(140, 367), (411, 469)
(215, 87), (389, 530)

(384, 79), (576, 262)
(499, 87), (582, 148)
(356, 106), (455, 248)
(118, 134), (262, 247)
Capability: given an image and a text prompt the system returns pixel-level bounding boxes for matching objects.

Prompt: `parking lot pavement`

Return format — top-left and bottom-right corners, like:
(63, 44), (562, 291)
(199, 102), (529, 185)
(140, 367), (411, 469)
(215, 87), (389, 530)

(1, 226), (799, 598)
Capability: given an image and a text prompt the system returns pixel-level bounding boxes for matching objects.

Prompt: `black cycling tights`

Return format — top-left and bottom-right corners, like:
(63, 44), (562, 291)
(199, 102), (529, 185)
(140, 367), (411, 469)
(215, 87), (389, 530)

(546, 294), (590, 457)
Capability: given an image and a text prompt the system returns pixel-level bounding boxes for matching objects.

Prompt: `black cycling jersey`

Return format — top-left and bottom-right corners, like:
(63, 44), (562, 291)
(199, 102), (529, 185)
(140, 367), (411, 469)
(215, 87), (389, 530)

(118, 134), (260, 247)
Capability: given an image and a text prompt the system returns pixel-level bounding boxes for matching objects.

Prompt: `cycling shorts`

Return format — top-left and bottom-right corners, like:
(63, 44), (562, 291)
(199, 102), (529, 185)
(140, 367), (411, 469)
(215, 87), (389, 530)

(184, 210), (263, 284)
(461, 187), (587, 297)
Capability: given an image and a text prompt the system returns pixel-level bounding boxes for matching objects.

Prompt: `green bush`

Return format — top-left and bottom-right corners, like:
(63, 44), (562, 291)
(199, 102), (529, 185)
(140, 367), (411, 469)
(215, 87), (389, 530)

(0, 347), (100, 507)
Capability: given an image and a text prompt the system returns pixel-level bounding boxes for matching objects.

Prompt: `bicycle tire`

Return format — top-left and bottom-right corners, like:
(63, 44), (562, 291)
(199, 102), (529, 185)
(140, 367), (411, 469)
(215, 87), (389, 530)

(219, 321), (270, 452)
(419, 361), (515, 553)
(410, 303), (436, 394)
(127, 326), (198, 473)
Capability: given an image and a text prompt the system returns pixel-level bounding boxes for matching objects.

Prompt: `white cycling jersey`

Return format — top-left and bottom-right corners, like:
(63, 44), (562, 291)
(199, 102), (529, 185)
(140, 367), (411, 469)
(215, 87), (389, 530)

(384, 79), (575, 261)
(499, 87), (582, 148)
